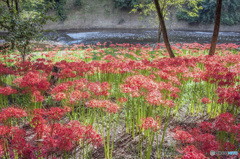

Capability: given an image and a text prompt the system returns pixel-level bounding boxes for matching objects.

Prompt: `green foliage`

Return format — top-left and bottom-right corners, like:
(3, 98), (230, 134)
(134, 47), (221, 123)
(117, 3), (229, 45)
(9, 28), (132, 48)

(113, 0), (139, 10)
(176, 0), (240, 25)
(131, 0), (202, 22)
(74, 0), (82, 7)
(0, 0), (55, 61)
(55, 0), (67, 21)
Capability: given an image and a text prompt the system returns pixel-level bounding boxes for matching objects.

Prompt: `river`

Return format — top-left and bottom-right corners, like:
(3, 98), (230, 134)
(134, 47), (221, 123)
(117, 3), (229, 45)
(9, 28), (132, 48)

(45, 29), (240, 46)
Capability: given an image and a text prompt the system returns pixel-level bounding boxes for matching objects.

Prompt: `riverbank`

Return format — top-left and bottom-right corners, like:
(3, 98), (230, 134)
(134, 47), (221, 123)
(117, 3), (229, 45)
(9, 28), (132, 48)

(42, 0), (240, 32)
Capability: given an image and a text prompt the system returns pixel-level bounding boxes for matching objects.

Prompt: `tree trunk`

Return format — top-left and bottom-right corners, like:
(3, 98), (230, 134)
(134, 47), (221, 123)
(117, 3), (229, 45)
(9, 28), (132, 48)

(209, 0), (223, 56)
(158, 24), (162, 43)
(154, 0), (175, 58)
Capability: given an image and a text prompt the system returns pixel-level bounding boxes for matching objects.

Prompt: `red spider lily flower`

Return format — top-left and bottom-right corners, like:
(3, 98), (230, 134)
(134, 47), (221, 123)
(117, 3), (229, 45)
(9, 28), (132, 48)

(73, 78), (88, 91)
(53, 126), (77, 152)
(131, 92), (141, 98)
(119, 84), (139, 93)
(47, 106), (71, 121)
(181, 151), (207, 159)
(36, 79), (50, 91)
(0, 107), (27, 123)
(0, 87), (18, 95)
(183, 145), (199, 154)
(51, 83), (69, 94)
(9, 127), (34, 158)
(193, 133), (219, 154)
(198, 121), (212, 133)
(67, 120), (86, 140)
(33, 108), (47, 117)
(216, 86), (240, 107)
(100, 82), (111, 91)
(85, 125), (102, 147)
(106, 103), (121, 114)
(81, 92), (90, 99)
(32, 90), (44, 102)
(174, 127), (193, 144)
(87, 82), (101, 94)
(139, 117), (160, 132)
(145, 90), (164, 106)
(71, 90), (82, 101)
(87, 100), (107, 108)
(223, 142), (235, 151)
(213, 112), (235, 133)
(118, 97), (128, 103)
(42, 136), (57, 153)
(86, 100), (121, 114)
(0, 125), (10, 136)
(231, 123), (240, 141)
(31, 116), (50, 138)
(163, 99), (175, 108)
(201, 97), (211, 104)
(54, 92), (66, 101)
(0, 142), (3, 156)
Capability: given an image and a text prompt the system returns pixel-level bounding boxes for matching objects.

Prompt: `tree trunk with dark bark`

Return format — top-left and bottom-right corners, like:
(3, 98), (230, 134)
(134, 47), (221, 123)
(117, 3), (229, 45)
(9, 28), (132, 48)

(154, 0), (175, 58)
(209, 0), (223, 56)
(158, 24), (162, 43)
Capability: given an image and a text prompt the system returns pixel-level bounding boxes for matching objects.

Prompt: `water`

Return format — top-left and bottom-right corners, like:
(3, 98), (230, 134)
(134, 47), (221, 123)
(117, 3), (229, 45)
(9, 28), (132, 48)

(46, 29), (240, 46)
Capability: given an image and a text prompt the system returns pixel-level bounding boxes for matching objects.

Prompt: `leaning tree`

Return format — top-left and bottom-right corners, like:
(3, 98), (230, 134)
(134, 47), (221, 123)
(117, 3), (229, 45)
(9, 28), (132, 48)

(209, 0), (223, 56)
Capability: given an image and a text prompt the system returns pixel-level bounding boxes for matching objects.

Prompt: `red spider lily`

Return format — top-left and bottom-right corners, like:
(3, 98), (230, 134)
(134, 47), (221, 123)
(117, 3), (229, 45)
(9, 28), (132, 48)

(0, 107), (27, 123)
(54, 92), (66, 101)
(198, 121), (212, 133)
(175, 145), (207, 159)
(231, 123), (240, 141)
(86, 100), (121, 114)
(181, 151), (207, 159)
(31, 116), (50, 138)
(7, 127), (34, 158)
(47, 106), (71, 121)
(212, 112), (235, 133)
(87, 81), (111, 96)
(163, 99), (175, 108)
(139, 117), (160, 132)
(32, 90), (44, 102)
(51, 83), (69, 94)
(201, 62), (237, 86)
(201, 97), (211, 104)
(36, 79), (50, 91)
(118, 97), (128, 103)
(84, 125), (102, 147)
(0, 87), (18, 96)
(0, 63), (15, 75)
(216, 86), (240, 107)
(192, 133), (219, 154)
(33, 108), (47, 117)
(106, 103), (121, 114)
(145, 90), (164, 106)
(174, 126), (193, 144)
(73, 78), (88, 91)
(0, 125), (10, 136)
(223, 142), (236, 151)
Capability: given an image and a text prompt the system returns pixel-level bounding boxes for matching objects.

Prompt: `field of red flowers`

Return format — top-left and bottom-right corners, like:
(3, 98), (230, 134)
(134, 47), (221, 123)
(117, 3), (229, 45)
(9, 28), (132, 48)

(0, 42), (240, 159)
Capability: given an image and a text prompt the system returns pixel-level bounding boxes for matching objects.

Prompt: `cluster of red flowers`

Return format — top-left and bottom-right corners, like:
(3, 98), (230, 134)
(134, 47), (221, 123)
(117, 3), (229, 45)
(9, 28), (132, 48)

(86, 99), (121, 114)
(0, 107), (27, 125)
(173, 112), (240, 158)
(0, 87), (17, 96)
(120, 75), (177, 107)
(0, 106), (102, 158)
(139, 117), (160, 132)
(216, 85), (240, 107)
(50, 79), (111, 105)
(201, 97), (211, 104)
